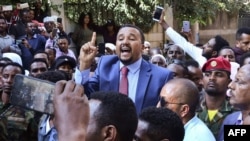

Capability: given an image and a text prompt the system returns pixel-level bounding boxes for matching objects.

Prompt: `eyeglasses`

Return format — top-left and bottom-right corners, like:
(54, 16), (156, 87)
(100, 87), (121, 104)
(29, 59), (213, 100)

(159, 97), (185, 107)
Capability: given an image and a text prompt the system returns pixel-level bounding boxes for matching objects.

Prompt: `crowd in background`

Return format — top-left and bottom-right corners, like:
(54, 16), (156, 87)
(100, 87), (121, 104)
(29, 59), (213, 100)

(0, 0), (250, 141)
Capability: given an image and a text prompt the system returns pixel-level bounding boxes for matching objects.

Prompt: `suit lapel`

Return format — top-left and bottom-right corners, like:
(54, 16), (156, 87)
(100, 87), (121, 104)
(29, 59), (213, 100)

(110, 61), (120, 91)
(135, 60), (151, 112)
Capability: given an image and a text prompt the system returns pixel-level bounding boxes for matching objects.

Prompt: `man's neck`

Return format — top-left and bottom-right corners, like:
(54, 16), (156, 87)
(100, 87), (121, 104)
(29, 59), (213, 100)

(1, 92), (10, 105)
(0, 32), (7, 37)
(205, 93), (226, 110)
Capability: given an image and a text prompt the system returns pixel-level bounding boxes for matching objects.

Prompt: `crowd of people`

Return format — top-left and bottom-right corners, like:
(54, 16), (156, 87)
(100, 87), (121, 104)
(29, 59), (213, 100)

(0, 1), (250, 141)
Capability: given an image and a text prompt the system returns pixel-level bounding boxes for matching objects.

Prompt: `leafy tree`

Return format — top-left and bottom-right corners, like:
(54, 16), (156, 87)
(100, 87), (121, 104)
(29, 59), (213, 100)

(1, 0), (249, 32)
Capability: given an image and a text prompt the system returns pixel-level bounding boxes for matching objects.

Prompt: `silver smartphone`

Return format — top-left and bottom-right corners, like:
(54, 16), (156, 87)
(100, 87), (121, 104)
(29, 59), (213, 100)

(153, 6), (163, 22)
(183, 21), (190, 32)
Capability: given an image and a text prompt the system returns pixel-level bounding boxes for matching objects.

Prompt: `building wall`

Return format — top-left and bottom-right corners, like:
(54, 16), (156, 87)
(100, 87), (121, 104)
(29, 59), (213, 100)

(144, 8), (239, 49)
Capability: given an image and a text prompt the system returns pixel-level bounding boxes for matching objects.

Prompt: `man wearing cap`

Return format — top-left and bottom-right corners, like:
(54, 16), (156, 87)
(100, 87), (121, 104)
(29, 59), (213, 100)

(54, 56), (76, 80)
(196, 56), (235, 138)
(43, 16), (70, 48)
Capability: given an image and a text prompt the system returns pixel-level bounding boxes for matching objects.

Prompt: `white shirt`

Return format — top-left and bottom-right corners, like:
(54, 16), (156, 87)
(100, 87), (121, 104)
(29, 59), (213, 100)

(119, 58), (141, 102)
(184, 116), (216, 141)
(165, 27), (207, 67)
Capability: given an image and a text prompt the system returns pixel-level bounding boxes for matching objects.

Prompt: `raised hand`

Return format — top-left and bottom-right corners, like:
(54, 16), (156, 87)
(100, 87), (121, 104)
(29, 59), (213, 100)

(53, 80), (89, 141)
(79, 32), (98, 71)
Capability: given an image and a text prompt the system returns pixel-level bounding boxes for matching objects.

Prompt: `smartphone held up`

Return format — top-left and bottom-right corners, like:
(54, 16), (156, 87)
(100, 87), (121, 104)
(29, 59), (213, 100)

(183, 21), (191, 32)
(153, 6), (163, 22)
(10, 74), (55, 115)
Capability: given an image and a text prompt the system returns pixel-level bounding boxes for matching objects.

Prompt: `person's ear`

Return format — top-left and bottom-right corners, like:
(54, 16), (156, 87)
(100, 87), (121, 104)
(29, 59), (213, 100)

(211, 51), (217, 57)
(180, 104), (189, 118)
(142, 43), (145, 51)
(102, 125), (117, 141)
(236, 40), (240, 48)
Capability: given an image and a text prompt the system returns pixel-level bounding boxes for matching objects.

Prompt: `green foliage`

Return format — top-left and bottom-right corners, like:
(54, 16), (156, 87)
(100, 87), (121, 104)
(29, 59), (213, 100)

(63, 0), (162, 32)
(166, 0), (250, 25)
(1, 0), (249, 31)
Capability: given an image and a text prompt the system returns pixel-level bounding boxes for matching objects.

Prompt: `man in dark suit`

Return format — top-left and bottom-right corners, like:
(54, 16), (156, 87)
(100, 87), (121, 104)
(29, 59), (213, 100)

(217, 64), (250, 141)
(75, 24), (173, 114)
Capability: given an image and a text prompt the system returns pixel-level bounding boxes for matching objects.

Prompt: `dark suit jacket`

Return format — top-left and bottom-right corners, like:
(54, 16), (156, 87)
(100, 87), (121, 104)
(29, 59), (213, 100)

(217, 111), (241, 141)
(84, 55), (173, 114)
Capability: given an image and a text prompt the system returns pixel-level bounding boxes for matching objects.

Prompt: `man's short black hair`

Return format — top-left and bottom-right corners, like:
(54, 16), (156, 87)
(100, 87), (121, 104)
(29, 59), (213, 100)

(139, 107), (185, 141)
(236, 27), (250, 40)
(2, 62), (25, 74)
(119, 24), (145, 44)
(213, 35), (229, 56)
(90, 91), (138, 141)
(219, 46), (234, 53)
(0, 57), (13, 67)
(36, 70), (70, 83)
(29, 58), (48, 71)
(34, 51), (49, 59)
(239, 52), (250, 67)
(185, 59), (200, 68)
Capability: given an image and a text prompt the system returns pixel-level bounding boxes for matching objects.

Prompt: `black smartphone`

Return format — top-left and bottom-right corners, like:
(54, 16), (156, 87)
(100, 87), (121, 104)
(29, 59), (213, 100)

(57, 17), (62, 23)
(10, 74), (55, 115)
(98, 43), (106, 55)
(52, 28), (58, 37)
(153, 6), (163, 22)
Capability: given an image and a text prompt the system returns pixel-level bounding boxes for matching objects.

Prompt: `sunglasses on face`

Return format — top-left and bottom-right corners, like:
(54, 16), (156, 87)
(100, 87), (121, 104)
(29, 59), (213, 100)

(159, 97), (185, 107)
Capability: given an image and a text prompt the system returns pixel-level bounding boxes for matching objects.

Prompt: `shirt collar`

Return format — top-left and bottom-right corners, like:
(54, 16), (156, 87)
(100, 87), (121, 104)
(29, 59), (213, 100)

(120, 57), (142, 74)
(236, 112), (243, 125)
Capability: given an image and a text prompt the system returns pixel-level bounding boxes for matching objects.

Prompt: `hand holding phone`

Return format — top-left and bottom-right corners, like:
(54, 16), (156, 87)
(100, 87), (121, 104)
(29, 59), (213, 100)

(10, 74), (55, 114)
(57, 17), (62, 23)
(54, 80), (89, 140)
(98, 43), (105, 55)
(153, 6), (163, 22)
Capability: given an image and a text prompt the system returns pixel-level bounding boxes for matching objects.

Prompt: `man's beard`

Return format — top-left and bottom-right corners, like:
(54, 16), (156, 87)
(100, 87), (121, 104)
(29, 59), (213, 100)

(202, 52), (212, 60)
(205, 89), (225, 97)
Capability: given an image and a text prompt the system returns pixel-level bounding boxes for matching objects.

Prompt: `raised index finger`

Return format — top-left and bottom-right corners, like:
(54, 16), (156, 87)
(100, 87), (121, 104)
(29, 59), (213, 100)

(90, 32), (96, 46)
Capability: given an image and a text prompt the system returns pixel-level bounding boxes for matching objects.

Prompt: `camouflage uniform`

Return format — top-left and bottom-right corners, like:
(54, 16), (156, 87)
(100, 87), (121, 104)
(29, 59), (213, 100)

(0, 101), (38, 141)
(196, 99), (236, 138)
(0, 118), (8, 141)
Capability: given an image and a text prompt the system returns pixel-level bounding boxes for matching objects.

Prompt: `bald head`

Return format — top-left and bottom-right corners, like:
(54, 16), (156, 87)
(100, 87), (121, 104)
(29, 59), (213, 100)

(160, 78), (199, 114)
(239, 64), (250, 79)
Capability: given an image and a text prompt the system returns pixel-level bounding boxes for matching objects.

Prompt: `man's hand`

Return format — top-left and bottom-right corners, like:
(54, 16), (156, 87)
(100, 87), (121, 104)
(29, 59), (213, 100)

(158, 9), (169, 30)
(79, 32), (98, 71)
(22, 39), (32, 49)
(57, 23), (64, 32)
(54, 80), (89, 141)
(2, 46), (11, 53)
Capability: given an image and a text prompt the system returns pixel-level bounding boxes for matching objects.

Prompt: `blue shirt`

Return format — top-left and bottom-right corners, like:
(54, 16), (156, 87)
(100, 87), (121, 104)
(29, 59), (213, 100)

(19, 34), (46, 70)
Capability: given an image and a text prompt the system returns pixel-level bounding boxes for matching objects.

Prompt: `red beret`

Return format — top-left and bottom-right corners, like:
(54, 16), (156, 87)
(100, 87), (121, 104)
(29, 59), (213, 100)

(202, 56), (231, 73)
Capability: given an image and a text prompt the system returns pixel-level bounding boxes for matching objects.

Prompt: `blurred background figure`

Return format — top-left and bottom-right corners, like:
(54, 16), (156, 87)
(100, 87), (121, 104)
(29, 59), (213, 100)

(143, 41), (151, 56)
(105, 43), (116, 55)
(72, 12), (96, 56)
(102, 19), (118, 45)
(150, 54), (167, 68)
